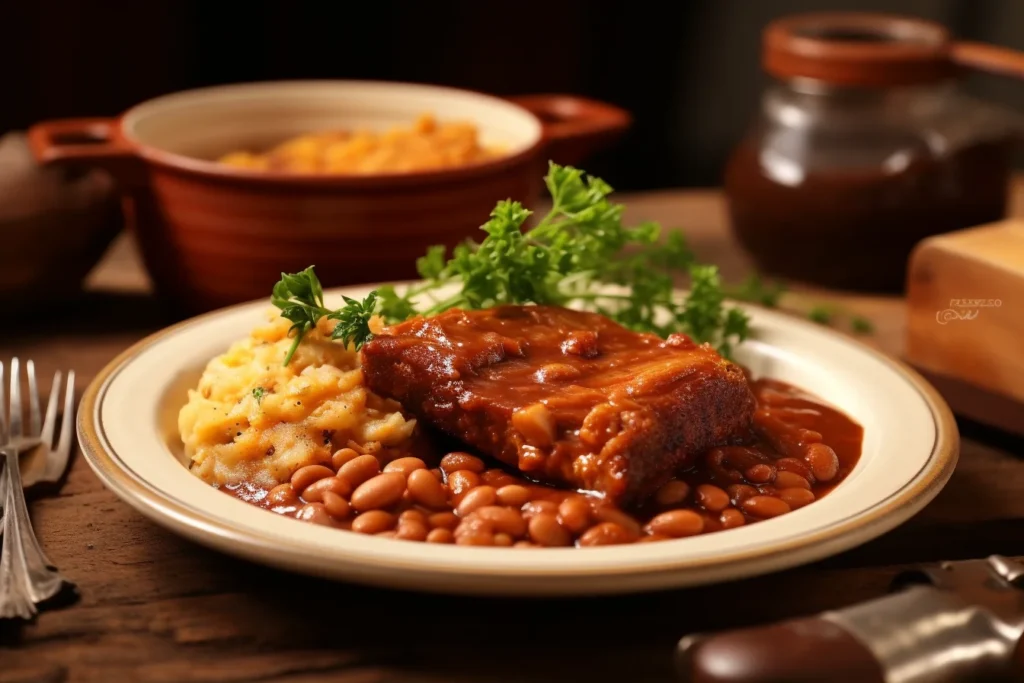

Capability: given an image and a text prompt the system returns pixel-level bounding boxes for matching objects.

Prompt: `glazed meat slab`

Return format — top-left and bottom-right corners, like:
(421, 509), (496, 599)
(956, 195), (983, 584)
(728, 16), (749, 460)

(361, 305), (755, 504)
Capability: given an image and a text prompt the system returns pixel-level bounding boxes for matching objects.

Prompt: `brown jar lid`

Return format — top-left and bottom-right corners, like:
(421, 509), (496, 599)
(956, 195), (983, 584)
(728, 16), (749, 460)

(764, 12), (957, 86)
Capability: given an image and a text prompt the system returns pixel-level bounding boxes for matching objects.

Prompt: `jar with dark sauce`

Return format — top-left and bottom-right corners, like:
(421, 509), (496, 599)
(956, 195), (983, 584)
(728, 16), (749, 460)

(725, 13), (1024, 292)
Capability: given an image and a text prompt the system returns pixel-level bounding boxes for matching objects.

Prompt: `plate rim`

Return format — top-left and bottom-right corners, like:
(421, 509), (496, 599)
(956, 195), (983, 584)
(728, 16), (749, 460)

(77, 285), (960, 593)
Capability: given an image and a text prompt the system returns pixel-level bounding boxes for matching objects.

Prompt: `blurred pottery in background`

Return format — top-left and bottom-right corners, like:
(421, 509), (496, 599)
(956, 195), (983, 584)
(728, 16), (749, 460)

(28, 81), (630, 314)
(726, 12), (1024, 292)
(0, 132), (123, 308)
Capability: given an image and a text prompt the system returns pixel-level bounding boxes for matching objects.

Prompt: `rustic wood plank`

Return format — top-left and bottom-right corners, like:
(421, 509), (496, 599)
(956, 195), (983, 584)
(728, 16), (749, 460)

(2, 182), (1024, 682)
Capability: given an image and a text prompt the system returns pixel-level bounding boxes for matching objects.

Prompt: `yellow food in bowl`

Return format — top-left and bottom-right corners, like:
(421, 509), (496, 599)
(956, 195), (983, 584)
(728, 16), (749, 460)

(178, 311), (416, 487)
(218, 113), (501, 174)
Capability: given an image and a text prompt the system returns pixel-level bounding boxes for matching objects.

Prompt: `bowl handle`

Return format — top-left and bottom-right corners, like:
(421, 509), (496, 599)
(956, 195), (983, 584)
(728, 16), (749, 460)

(27, 118), (142, 183)
(508, 95), (631, 166)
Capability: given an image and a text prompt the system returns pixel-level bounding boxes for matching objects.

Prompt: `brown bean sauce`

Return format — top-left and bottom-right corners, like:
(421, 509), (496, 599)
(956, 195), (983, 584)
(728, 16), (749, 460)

(222, 379), (863, 547)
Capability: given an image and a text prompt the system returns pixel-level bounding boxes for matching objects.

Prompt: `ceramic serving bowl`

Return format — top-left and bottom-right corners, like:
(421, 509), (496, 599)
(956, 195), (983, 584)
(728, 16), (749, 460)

(0, 132), (122, 307)
(27, 81), (630, 313)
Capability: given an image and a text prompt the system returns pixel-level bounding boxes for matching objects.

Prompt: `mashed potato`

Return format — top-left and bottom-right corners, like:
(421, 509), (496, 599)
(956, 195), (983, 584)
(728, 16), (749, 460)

(178, 311), (416, 488)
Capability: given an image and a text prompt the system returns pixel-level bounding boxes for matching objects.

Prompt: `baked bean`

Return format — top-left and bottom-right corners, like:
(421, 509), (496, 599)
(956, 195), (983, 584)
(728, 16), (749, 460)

(454, 518), (496, 546)
(804, 443), (839, 482)
(496, 484), (531, 507)
(639, 533), (671, 543)
(646, 510), (704, 538)
(775, 457), (814, 482)
(528, 512), (572, 547)
(705, 449), (743, 482)
(399, 509), (428, 525)
(447, 470), (481, 498)
(338, 455), (381, 489)
(475, 506), (527, 537)
(331, 447), (361, 471)
(428, 511), (459, 530)
(494, 533), (514, 547)
(431, 468), (444, 481)
(351, 510), (396, 534)
(522, 500), (559, 519)
(302, 476), (351, 503)
(799, 428), (823, 444)
(744, 464), (776, 484)
(440, 452), (485, 475)
(456, 533), (494, 546)
(457, 486), (497, 516)
(774, 471), (811, 490)
(696, 484), (730, 512)
(593, 506), (642, 539)
(407, 469), (449, 509)
(266, 483), (298, 507)
(481, 469), (520, 489)
(296, 502), (334, 526)
(654, 480), (691, 507)
(779, 487), (816, 509)
(396, 519), (429, 542)
(322, 491), (351, 519)
(426, 528), (454, 544)
(290, 465), (335, 493)
(383, 457), (427, 476)
(723, 446), (771, 469)
(557, 496), (592, 533)
(720, 508), (746, 529)
(727, 484), (759, 504)
(578, 522), (632, 546)
(742, 496), (792, 518)
(351, 472), (406, 512)
(701, 511), (724, 534)
(753, 410), (805, 459)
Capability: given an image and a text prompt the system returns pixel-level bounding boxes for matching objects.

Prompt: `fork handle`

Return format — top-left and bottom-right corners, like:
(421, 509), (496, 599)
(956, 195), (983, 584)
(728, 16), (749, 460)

(0, 449), (65, 616)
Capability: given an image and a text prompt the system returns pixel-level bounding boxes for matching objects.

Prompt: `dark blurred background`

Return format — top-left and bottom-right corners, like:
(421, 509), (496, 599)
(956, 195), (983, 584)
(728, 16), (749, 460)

(5, 0), (1023, 190)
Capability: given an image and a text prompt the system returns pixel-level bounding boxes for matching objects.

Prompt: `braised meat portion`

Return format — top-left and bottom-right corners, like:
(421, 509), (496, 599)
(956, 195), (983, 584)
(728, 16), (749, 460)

(360, 305), (755, 504)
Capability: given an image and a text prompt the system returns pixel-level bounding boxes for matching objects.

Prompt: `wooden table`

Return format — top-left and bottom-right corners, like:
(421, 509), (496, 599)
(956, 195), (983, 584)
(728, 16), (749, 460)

(4, 186), (1024, 683)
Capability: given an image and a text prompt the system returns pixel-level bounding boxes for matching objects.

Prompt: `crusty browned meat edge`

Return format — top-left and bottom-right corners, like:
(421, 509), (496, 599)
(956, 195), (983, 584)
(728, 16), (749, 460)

(361, 306), (755, 504)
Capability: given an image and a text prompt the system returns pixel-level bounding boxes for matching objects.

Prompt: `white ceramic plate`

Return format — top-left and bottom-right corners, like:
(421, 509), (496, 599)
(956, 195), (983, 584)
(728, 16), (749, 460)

(78, 285), (958, 596)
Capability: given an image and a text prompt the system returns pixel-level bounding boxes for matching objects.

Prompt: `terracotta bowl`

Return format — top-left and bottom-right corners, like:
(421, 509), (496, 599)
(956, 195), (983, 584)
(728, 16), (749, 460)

(28, 81), (630, 313)
(0, 132), (123, 308)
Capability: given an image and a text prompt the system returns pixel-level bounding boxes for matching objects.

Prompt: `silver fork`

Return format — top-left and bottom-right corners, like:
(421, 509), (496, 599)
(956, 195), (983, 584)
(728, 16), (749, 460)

(0, 358), (75, 619)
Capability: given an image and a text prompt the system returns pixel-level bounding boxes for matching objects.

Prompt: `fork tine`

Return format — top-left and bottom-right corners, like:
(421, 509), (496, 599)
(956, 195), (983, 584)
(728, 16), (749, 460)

(27, 361), (41, 437)
(49, 371), (76, 481)
(9, 358), (22, 441)
(0, 361), (7, 444)
(40, 371), (61, 447)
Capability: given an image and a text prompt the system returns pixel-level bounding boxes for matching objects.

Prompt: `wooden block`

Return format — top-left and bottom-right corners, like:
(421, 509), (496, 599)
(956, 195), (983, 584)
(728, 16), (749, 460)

(906, 219), (1024, 434)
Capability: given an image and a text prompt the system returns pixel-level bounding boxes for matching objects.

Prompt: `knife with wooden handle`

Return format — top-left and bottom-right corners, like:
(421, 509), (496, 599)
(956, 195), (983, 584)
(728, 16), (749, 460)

(675, 556), (1024, 682)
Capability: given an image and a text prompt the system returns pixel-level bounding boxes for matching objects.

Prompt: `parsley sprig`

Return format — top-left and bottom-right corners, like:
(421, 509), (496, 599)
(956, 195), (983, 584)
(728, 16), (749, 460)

(273, 163), (754, 362)
(271, 267), (378, 363)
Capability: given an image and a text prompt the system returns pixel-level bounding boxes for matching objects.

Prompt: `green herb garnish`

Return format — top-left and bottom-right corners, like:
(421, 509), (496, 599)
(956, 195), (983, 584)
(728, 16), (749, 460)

(808, 306), (833, 325)
(727, 272), (785, 308)
(271, 266), (330, 365)
(851, 316), (874, 334)
(252, 387), (266, 404)
(329, 291), (378, 351)
(272, 163), (752, 362)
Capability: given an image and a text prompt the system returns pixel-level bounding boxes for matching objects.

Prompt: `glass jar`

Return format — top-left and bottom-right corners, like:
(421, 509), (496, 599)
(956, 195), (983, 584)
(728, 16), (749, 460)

(725, 13), (1023, 292)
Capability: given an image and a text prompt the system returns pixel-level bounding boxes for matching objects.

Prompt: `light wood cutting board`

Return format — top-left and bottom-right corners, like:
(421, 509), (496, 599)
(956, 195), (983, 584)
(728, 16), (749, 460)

(906, 219), (1024, 435)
